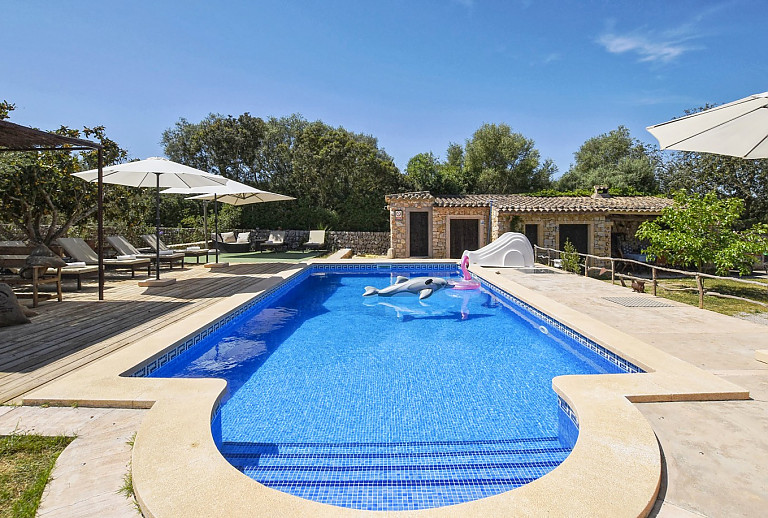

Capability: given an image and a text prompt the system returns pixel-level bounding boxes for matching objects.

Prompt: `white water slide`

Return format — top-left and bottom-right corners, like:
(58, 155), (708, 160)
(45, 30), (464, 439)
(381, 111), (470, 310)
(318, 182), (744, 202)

(462, 232), (534, 268)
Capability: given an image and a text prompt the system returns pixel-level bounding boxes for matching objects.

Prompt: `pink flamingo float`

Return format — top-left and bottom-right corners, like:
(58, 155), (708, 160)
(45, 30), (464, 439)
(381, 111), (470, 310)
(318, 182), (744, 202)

(452, 254), (481, 290)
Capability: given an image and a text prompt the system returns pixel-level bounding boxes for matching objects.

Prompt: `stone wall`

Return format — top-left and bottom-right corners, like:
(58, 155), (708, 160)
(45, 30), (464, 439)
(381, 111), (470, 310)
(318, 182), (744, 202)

(498, 212), (611, 259)
(326, 231), (390, 255)
(238, 229), (390, 255)
(388, 198), (434, 258)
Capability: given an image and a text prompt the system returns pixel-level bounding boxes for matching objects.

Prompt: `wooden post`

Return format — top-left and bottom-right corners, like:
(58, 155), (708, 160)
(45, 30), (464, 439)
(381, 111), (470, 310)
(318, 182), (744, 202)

(611, 259), (615, 284)
(584, 255), (589, 277)
(652, 267), (657, 296)
(696, 275), (704, 309)
(548, 248), (551, 266)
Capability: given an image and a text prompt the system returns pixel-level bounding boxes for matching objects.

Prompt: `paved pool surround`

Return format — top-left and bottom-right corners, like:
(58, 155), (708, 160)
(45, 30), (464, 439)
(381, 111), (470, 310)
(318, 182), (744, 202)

(23, 260), (749, 518)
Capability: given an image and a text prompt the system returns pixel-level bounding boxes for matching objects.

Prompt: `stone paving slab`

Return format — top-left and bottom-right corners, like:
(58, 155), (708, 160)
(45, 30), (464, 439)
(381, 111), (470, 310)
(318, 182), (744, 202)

(0, 406), (145, 518)
(496, 267), (768, 518)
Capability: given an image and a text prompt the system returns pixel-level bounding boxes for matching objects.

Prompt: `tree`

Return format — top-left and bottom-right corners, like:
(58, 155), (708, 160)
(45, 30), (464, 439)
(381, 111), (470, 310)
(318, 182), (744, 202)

(658, 151), (768, 228)
(464, 123), (553, 193)
(0, 100), (15, 120)
(653, 104), (768, 227)
(162, 112), (407, 231)
(0, 103), (128, 244)
(288, 122), (405, 231)
(636, 191), (768, 275)
(405, 152), (442, 192)
(557, 126), (658, 192)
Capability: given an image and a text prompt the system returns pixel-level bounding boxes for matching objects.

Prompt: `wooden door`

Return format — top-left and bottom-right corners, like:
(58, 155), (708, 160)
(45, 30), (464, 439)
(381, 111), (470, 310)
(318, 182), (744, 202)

(409, 212), (429, 257)
(524, 224), (539, 248)
(450, 219), (479, 259)
(559, 224), (589, 255)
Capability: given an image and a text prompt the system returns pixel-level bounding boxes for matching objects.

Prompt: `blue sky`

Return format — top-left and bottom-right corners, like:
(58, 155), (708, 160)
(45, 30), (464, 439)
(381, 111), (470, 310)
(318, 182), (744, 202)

(2, 0), (765, 177)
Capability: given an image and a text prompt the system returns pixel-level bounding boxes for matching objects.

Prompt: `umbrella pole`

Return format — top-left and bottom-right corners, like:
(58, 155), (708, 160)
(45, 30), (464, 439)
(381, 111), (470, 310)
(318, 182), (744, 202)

(97, 148), (104, 301)
(202, 200), (209, 248)
(214, 193), (219, 263)
(155, 173), (161, 281)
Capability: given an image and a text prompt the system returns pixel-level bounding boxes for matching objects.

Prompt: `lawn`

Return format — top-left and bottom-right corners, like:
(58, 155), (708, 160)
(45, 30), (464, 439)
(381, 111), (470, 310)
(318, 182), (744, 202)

(0, 433), (74, 518)
(216, 250), (322, 264)
(600, 273), (768, 316)
(654, 276), (768, 315)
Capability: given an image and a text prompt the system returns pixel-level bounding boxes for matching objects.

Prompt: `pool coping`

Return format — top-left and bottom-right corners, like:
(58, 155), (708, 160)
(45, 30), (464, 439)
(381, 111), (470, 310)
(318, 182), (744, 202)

(22, 260), (749, 518)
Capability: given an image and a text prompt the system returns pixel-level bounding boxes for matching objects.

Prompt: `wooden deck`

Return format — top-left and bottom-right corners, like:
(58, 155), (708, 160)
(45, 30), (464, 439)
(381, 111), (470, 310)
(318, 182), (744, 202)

(0, 262), (304, 403)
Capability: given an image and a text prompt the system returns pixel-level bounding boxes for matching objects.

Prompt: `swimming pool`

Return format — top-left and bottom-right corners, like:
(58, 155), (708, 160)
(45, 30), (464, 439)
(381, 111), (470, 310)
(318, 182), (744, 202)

(149, 264), (636, 511)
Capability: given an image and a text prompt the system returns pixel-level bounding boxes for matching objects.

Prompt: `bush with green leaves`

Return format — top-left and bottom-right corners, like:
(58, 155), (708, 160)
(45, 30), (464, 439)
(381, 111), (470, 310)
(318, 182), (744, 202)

(636, 190), (768, 275)
(561, 239), (581, 273)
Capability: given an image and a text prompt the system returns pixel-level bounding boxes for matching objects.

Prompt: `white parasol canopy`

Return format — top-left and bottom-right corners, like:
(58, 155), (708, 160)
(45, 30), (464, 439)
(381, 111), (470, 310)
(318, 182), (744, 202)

(185, 190), (295, 205)
(161, 179), (294, 264)
(647, 91), (768, 159)
(161, 178), (295, 204)
(73, 157), (228, 284)
(73, 156), (229, 187)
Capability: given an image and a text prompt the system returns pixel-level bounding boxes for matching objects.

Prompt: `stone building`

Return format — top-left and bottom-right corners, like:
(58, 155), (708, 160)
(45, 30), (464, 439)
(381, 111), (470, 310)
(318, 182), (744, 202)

(385, 187), (672, 259)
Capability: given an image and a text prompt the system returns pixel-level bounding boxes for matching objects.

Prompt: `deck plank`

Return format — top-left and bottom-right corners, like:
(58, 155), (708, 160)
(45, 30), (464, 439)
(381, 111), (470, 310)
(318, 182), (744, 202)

(0, 263), (302, 403)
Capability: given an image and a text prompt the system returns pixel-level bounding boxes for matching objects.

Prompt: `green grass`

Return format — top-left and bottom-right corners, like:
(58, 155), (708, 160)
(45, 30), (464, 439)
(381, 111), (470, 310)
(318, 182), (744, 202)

(216, 250), (321, 264)
(599, 273), (768, 316)
(0, 433), (74, 518)
(654, 277), (768, 315)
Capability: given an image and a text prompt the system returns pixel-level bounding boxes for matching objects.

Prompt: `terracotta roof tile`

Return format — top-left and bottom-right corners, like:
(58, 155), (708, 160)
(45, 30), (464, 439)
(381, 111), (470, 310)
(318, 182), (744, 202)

(387, 192), (672, 213)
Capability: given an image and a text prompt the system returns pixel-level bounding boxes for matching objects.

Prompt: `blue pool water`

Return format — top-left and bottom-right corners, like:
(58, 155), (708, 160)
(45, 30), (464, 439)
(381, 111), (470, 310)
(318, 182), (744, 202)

(150, 267), (627, 510)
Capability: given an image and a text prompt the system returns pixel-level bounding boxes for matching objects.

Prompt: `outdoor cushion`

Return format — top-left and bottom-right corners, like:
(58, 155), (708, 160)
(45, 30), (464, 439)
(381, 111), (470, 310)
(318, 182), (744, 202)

(220, 232), (236, 243)
(236, 232), (250, 243)
(264, 231), (285, 244)
(0, 282), (30, 326)
(57, 238), (100, 263)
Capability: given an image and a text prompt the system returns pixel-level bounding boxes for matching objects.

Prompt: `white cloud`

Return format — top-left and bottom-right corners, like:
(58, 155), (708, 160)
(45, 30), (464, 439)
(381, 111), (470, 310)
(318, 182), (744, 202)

(594, 3), (733, 65)
(597, 32), (694, 63)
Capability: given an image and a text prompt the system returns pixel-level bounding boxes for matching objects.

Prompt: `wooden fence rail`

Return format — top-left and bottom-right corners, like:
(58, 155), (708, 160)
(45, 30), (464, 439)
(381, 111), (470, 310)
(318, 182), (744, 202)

(533, 245), (768, 310)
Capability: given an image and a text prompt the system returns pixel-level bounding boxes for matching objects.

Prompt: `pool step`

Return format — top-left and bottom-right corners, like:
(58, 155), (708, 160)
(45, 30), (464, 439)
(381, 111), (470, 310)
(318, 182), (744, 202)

(219, 437), (571, 509)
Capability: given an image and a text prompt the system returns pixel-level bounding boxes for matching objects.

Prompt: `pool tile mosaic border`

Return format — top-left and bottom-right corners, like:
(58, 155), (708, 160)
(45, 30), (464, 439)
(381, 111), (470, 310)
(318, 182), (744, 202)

(126, 267), (313, 378)
(479, 278), (645, 375)
(126, 264), (457, 379)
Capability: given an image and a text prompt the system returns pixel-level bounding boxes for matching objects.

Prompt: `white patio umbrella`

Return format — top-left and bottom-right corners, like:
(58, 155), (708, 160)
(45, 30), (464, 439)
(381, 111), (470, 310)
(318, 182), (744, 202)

(161, 179), (294, 265)
(647, 91), (768, 159)
(73, 157), (228, 285)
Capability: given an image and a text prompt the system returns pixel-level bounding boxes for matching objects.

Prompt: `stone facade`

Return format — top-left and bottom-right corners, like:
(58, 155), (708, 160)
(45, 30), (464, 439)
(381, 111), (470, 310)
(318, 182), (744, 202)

(388, 197), (434, 258)
(387, 192), (668, 261)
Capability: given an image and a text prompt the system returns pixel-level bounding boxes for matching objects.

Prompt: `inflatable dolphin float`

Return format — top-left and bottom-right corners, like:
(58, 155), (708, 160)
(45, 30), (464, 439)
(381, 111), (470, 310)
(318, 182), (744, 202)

(363, 276), (449, 300)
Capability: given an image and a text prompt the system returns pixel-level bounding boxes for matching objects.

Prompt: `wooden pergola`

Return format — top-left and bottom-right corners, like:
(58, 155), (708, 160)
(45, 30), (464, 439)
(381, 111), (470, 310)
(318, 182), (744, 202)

(0, 120), (106, 300)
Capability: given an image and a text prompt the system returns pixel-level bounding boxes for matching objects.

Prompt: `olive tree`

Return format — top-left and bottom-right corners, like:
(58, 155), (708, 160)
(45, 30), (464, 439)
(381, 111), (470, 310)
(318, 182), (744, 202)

(636, 191), (768, 275)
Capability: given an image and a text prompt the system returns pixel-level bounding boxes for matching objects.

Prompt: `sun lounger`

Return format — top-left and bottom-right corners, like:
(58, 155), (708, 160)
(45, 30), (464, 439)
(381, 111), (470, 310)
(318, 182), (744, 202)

(212, 232), (253, 253)
(303, 230), (326, 252)
(56, 264), (99, 290)
(57, 237), (151, 277)
(141, 234), (210, 264)
(260, 231), (286, 252)
(107, 236), (185, 270)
